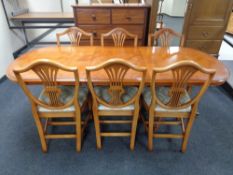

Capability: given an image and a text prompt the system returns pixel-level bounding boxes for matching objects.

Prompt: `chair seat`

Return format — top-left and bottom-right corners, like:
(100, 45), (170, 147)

(38, 86), (88, 113)
(143, 86), (191, 113)
(94, 86), (138, 111)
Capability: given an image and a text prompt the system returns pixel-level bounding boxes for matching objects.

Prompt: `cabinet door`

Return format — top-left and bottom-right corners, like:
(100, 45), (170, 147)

(189, 0), (233, 26)
(182, 0), (233, 55)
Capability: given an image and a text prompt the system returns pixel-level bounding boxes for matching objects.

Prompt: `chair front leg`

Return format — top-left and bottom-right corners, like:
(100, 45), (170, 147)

(148, 108), (155, 151)
(75, 108), (82, 152)
(130, 102), (140, 151)
(93, 106), (102, 149)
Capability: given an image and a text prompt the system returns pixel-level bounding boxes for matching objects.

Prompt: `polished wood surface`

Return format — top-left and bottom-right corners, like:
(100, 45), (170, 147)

(11, 12), (74, 21)
(182, 0), (233, 55)
(6, 46), (229, 86)
(73, 4), (150, 46)
(111, 9), (145, 24)
(56, 27), (94, 46)
(147, 0), (159, 33)
(226, 12), (233, 35)
(101, 27), (138, 47)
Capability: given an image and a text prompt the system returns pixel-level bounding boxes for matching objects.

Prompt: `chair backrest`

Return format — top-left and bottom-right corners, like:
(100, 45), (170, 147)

(150, 60), (216, 111)
(86, 59), (146, 108)
(101, 27), (138, 47)
(148, 28), (184, 47)
(13, 59), (80, 110)
(56, 27), (94, 46)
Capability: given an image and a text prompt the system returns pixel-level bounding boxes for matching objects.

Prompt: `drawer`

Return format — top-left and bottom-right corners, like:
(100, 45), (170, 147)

(112, 9), (145, 24)
(185, 40), (222, 54)
(187, 26), (225, 40)
(79, 25), (144, 39)
(76, 9), (110, 24)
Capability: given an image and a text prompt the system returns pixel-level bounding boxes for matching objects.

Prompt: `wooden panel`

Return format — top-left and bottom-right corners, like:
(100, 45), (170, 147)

(76, 9), (110, 24)
(189, 0), (233, 26)
(7, 47), (229, 86)
(186, 40), (222, 54)
(112, 9), (145, 24)
(182, 0), (233, 54)
(79, 25), (144, 39)
(226, 12), (233, 34)
(187, 26), (225, 40)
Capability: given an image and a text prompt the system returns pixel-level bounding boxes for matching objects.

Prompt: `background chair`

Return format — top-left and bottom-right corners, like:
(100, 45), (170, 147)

(86, 58), (146, 150)
(141, 60), (215, 152)
(13, 59), (91, 152)
(56, 27), (94, 46)
(148, 28), (184, 47)
(101, 27), (138, 47)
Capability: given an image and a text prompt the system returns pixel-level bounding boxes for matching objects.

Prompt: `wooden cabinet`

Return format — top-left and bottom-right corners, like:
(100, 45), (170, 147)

(182, 0), (233, 55)
(73, 4), (150, 46)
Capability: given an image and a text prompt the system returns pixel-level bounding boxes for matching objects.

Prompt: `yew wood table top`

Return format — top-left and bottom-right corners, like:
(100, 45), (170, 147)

(6, 46), (229, 86)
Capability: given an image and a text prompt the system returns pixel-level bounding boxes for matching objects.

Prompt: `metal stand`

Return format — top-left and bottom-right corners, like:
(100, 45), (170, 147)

(1, 0), (75, 56)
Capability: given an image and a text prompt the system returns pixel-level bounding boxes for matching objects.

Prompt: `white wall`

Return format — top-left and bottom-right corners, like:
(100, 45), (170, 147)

(161, 0), (187, 17)
(0, 4), (14, 78)
(161, 0), (174, 16)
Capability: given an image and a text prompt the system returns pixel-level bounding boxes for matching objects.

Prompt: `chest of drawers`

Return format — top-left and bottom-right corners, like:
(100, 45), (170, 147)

(73, 4), (150, 46)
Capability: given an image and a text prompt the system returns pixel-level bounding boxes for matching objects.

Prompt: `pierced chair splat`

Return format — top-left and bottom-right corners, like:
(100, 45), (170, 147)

(148, 28), (184, 47)
(13, 59), (91, 153)
(56, 27), (94, 46)
(141, 60), (216, 152)
(101, 27), (138, 47)
(86, 58), (146, 150)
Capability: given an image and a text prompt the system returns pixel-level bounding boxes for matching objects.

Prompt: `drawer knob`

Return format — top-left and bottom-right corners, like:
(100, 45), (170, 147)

(93, 31), (97, 37)
(92, 14), (96, 21)
(202, 32), (209, 38)
(126, 17), (132, 21)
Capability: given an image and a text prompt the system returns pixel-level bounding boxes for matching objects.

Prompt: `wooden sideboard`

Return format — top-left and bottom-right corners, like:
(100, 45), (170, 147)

(182, 0), (233, 55)
(73, 4), (150, 46)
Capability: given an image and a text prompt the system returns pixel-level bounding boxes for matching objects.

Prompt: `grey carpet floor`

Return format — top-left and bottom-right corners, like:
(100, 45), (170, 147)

(0, 79), (233, 175)
(222, 61), (233, 87)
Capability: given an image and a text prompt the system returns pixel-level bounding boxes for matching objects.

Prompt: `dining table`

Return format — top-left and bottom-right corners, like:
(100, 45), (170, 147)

(6, 46), (229, 86)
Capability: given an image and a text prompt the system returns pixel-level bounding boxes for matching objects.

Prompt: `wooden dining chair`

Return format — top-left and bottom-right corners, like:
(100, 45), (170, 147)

(86, 59), (146, 150)
(13, 59), (91, 153)
(101, 27), (138, 47)
(56, 27), (94, 46)
(141, 60), (216, 152)
(148, 28), (184, 47)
